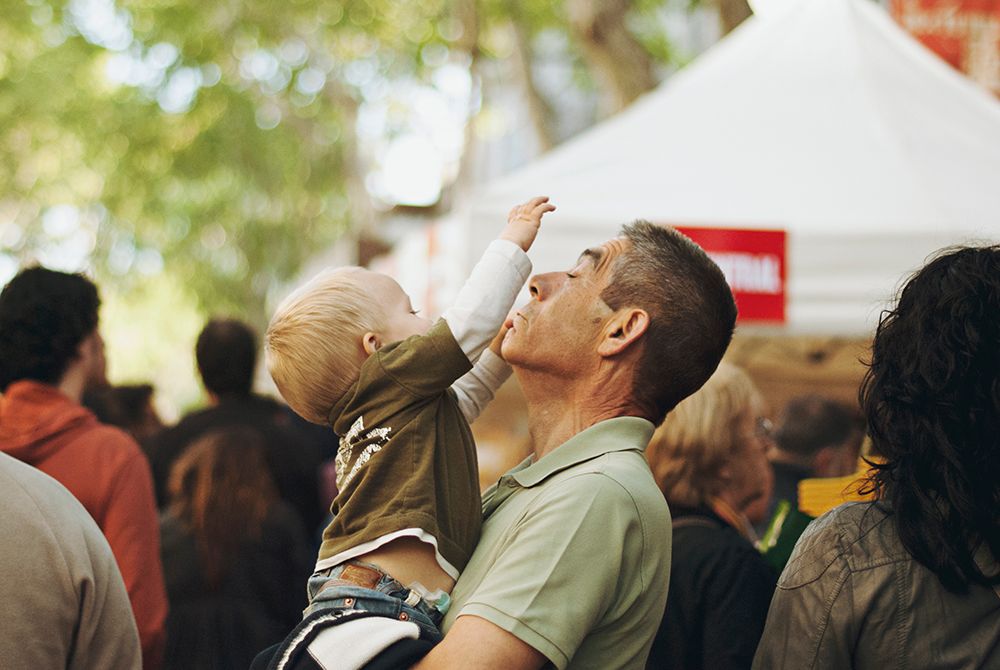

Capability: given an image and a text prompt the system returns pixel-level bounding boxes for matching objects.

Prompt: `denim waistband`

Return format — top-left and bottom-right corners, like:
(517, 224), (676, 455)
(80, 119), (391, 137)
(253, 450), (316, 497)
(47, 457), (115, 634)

(309, 560), (446, 628)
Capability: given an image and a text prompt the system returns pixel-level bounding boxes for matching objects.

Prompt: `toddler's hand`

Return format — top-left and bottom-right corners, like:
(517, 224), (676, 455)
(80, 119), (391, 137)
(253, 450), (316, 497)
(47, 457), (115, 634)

(499, 196), (555, 252)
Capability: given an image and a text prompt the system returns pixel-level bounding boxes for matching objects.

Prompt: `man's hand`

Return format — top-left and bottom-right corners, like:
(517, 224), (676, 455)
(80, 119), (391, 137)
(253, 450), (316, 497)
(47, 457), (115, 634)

(499, 196), (556, 252)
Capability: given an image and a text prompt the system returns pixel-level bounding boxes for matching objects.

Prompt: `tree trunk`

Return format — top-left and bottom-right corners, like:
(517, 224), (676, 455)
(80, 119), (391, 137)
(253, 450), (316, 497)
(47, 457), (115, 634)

(510, 19), (558, 151)
(566, 0), (658, 114)
(449, 0), (483, 199)
(717, 0), (753, 35)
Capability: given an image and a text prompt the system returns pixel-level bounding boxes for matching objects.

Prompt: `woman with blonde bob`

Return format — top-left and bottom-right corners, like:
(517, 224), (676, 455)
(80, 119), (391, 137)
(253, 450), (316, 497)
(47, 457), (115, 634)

(645, 362), (776, 670)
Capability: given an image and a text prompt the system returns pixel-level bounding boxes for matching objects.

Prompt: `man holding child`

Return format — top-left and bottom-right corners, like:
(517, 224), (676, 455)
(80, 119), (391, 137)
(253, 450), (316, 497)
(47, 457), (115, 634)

(260, 200), (735, 670)
(419, 219), (736, 669)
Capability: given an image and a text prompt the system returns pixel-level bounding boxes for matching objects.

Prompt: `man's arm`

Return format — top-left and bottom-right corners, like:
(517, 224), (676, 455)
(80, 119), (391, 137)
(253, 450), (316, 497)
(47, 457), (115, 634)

(413, 615), (547, 670)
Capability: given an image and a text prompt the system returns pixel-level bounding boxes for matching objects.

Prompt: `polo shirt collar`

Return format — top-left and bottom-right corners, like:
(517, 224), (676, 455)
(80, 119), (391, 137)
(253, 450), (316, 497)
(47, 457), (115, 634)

(509, 416), (655, 488)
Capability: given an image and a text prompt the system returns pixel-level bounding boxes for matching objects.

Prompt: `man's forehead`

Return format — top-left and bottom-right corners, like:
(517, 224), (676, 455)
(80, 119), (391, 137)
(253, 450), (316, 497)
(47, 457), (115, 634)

(576, 236), (629, 267)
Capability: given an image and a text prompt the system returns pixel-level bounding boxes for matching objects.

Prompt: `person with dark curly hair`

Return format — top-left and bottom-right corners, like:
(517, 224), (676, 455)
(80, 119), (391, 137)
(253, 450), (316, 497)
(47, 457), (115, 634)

(0, 266), (168, 670)
(754, 245), (1000, 669)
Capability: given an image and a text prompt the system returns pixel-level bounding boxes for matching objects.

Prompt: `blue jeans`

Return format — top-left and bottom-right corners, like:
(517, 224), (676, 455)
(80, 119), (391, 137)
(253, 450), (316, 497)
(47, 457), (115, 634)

(305, 561), (444, 642)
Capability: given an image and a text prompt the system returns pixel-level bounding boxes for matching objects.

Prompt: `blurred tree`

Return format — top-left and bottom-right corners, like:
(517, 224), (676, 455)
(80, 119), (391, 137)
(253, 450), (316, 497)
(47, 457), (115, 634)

(566, 0), (659, 113)
(1, 0), (702, 408)
(0, 0), (691, 322)
(719, 0), (753, 35)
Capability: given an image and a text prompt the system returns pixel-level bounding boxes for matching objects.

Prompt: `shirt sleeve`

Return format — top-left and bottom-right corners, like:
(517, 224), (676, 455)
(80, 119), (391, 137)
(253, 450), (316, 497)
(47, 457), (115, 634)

(101, 437), (169, 670)
(373, 319), (474, 400)
(454, 474), (639, 669)
(442, 239), (532, 365)
(451, 349), (512, 424)
(76, 513), (144, 670)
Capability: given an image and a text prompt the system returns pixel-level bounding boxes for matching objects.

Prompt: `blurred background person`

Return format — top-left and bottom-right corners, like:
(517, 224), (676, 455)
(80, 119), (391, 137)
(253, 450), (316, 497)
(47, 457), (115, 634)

(160, 426), (313, 670)
(754, 245), (1000, 668)
(147, 317), (328, 533)
(0, 267), (167, 669)
(645, 362), (777, 670)
(84, 382), (164, 444)
(765, 394), (863, 522)
(1, 450), (141, 670)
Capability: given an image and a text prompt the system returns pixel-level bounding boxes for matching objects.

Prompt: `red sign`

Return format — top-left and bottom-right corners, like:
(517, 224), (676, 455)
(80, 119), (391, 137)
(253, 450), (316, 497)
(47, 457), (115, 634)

(891, 0), (1000, 96)
(674, 226), (787, 324)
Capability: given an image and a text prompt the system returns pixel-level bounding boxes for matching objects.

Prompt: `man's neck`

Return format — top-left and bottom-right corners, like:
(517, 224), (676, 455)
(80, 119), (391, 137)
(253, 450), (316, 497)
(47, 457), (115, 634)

(517, 368), (642, 460)
(57, 368), (86, 404)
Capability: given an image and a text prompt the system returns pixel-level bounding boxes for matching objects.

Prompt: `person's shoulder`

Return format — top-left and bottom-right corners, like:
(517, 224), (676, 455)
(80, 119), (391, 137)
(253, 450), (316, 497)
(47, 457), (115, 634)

(539, 453), (670, 547)
(84, 422), (146, 460)
(552, 452), (661, 503)
(780, 501), (897, 588)
(0, 451), (75, 506)
(0, 452), (106, 547)
(589, 450), (666, 511)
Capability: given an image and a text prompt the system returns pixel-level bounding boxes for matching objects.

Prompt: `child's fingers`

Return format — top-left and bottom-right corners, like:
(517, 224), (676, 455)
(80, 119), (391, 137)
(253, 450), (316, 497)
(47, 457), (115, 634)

(533, 202), (556, 216)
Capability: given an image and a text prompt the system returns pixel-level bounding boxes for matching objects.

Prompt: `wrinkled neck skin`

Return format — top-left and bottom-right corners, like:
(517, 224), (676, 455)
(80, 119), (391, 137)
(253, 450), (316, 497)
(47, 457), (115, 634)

(515, 358), (645, 461)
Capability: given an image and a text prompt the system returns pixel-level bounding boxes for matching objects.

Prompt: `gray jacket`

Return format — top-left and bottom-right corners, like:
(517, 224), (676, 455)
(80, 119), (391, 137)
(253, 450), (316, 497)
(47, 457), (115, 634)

(753, 502), (1000, 670)
(0, 452), (141, 670)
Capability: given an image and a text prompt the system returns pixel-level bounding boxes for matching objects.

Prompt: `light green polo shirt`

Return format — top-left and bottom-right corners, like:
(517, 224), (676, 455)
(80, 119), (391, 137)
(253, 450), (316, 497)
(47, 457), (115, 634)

(443, 417), (672, 669)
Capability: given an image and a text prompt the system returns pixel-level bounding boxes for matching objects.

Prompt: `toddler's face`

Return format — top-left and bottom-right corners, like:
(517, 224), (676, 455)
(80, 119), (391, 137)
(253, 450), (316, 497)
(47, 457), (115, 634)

(364, 270), (433, 345)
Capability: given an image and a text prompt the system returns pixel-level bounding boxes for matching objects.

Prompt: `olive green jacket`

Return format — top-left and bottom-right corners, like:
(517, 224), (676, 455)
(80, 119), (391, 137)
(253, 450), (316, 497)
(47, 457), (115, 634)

(754, 502), (1000, 669)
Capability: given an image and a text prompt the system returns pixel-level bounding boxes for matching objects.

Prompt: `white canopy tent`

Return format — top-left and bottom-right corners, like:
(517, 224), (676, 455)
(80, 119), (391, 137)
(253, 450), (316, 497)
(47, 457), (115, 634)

(458, 0), (1000, 334)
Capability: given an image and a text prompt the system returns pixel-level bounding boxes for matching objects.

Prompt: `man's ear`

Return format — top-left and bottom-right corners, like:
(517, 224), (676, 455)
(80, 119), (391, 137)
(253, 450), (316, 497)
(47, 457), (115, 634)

(597, 308), (649, 358)
(362, 331), (382, 356)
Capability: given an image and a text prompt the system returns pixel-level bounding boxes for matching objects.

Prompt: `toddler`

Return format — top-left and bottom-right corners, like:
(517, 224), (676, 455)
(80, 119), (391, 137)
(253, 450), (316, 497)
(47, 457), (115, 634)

(265, 196), (555, 641)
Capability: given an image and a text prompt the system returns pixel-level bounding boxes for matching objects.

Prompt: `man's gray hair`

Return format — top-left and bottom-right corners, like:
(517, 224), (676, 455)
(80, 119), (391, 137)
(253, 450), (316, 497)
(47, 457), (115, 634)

(601, 221), (737, 423)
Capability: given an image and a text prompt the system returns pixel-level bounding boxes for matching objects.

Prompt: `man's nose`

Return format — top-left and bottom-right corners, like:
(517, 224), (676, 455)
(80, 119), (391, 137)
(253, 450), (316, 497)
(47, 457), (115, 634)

(528, 272), (562, 301)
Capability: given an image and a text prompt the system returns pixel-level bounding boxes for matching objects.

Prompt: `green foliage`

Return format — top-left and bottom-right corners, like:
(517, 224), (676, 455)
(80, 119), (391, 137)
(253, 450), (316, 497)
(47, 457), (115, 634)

(0, 0), (684, 410)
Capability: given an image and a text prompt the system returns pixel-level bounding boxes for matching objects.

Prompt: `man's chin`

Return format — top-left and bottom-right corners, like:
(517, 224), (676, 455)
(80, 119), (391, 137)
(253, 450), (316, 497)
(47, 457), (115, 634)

(499, 340), (524, 366)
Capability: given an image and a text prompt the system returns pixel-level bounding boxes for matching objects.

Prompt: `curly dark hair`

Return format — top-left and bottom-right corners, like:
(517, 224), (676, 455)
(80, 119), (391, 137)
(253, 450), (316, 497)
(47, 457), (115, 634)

(0, 267), (100, 391)
(860, 244), (1000, 593)
(196, 318), (258, 397)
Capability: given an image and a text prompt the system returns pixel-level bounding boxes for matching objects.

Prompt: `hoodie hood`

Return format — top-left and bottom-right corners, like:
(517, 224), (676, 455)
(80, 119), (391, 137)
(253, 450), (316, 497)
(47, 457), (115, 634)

(0, 380), (97, 466)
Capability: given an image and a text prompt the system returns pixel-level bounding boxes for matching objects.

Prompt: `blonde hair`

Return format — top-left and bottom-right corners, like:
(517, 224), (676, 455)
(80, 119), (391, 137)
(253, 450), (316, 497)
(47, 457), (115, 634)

(265, 266), (383, 424)
(646, 362), (758, 507)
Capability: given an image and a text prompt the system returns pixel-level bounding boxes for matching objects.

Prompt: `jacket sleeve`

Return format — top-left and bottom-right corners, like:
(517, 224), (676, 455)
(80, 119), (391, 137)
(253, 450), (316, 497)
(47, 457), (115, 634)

(752, 516), (855, 670)
(101, 434), (169, 670)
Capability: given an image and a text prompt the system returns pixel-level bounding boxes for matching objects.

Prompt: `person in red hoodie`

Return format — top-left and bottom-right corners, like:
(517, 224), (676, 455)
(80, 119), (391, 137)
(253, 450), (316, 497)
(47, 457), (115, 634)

(0, 266), (168, 669)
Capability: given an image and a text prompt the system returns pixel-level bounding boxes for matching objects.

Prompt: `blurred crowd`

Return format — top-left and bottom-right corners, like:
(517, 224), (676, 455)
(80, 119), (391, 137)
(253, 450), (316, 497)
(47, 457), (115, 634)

(0, 239), (998, 670)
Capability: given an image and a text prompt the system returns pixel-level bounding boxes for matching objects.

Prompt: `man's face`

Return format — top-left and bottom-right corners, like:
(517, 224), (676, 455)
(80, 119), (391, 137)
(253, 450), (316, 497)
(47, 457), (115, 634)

(502, 237), (630, 374)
